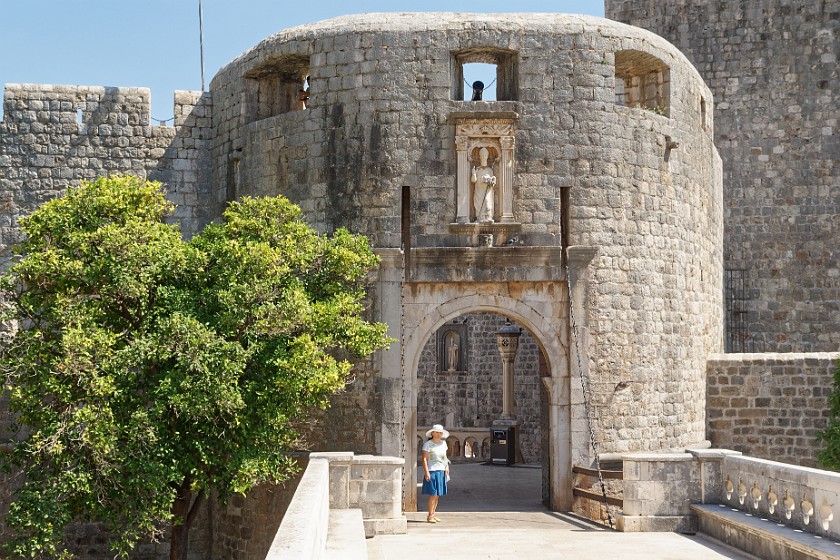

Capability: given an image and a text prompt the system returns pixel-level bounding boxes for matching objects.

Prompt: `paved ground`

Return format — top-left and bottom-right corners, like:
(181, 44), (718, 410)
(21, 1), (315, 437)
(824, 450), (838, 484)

(367, 463), (754, 560)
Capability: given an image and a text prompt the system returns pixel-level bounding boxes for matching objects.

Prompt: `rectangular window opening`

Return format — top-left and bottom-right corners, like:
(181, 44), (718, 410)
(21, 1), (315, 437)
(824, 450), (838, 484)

(451, 49), (518, 101)
(244, 55), (310, 123)
(614, 50), (670, 117)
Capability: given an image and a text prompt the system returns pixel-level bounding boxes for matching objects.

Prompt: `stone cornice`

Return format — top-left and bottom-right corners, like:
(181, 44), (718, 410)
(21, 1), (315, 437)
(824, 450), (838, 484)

(408, 246), (565, 283)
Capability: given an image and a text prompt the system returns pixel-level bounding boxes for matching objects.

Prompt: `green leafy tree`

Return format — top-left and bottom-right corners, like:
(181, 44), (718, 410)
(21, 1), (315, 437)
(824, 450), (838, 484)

(818, 359), (840, 471)
(0, 175), (391, 560)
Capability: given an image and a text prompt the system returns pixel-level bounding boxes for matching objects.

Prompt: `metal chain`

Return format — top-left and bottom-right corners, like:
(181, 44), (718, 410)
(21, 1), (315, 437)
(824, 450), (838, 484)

(566, 262), (615, 529)
(399, 269), (408, 506)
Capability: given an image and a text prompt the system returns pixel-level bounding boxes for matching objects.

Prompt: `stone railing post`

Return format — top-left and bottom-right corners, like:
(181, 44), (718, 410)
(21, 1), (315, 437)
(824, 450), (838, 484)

(309, 451), (353, 509)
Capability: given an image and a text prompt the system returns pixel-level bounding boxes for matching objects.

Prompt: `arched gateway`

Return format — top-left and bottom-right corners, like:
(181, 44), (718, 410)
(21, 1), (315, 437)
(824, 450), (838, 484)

(391, 246), (598, 511)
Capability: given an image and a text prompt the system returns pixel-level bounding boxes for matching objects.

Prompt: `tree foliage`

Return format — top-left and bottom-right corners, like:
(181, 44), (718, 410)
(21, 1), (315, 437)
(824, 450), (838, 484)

(818, 359), (840, 471)
(0, 175), (392, 559)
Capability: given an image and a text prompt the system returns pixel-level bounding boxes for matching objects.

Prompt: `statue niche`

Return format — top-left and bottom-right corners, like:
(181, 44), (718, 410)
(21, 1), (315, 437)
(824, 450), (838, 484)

(437, 323), (468, 373)
(454, 118), (515, 225)
(471, 146), (497, 223)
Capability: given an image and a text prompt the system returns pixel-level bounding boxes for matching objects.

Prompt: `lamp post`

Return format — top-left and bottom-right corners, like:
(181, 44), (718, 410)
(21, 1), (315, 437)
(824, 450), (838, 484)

(496, 320), (521, 420)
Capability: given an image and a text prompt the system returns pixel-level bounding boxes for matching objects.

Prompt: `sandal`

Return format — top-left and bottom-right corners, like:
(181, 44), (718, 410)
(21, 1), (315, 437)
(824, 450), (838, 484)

(426, 516), (438, 523)
(432, 517), (441, 522)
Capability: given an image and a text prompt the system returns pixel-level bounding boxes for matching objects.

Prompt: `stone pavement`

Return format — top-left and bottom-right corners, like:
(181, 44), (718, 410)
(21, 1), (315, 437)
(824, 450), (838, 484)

(367, 463), (753, 560)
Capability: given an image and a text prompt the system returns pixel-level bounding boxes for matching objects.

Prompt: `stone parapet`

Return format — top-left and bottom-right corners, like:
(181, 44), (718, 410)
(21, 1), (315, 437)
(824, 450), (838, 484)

(265, 458), (330, 559)
(0, 83), (216, 262)
(266, 452), (405, 559)
(617, 446), (840, 552)
(310, 452), (407, 537)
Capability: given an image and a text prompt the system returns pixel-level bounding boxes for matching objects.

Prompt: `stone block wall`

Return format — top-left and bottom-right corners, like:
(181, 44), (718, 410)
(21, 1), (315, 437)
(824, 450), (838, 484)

(210, 12), (722, 456)
(211, 462), (306, 560)
(0, 83), (216, 270)
(416, 312), (545, 463)
(302, 354), (380, 456)
(706, 353), (840, 467)
(607, 0), (840, 352)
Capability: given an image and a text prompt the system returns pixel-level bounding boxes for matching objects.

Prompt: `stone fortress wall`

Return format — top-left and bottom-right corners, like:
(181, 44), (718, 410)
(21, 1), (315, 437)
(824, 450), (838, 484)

(706, 353), (840, 468)
(0, 10), (747, 556)
(606, 0), (840, 353)
(209, 12), (723, 456)
(0, 84), (217, 265)
(606, 0), (840, 467)
(0, 84), (218, 559)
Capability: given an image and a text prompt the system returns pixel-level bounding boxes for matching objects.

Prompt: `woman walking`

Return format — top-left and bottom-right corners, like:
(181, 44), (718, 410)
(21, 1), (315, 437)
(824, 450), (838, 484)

(421, 424), (450, 523)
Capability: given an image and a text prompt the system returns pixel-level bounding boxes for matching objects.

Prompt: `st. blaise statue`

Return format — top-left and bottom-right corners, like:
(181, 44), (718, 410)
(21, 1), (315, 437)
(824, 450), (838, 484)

(447, 334), (459, 372)
(471, 147), (496, 223)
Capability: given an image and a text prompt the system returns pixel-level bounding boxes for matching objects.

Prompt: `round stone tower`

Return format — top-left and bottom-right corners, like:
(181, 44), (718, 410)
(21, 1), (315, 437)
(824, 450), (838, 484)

(209, 13), (722, 509)
(608, 0), (840, 353)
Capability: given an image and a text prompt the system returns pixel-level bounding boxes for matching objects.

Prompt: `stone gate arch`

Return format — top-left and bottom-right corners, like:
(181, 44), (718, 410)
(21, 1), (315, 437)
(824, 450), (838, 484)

(401, 284), (575, 512)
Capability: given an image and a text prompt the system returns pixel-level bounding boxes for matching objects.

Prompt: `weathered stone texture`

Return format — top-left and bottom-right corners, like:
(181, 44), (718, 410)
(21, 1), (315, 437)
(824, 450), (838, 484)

(211, 12), (722, 456)
(211, 462), (305, 560)
(706, 353), (840, 467)
(305, 355), (379, 455)
(0, 84), (217, 269)
(607, 0), (840, 352)
(1, 9), (725, 537)
(416, 313), (545, 463)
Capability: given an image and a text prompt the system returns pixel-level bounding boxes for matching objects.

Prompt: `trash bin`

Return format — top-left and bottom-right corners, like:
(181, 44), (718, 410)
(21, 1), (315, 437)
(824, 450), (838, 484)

(490, 427), (515, 465)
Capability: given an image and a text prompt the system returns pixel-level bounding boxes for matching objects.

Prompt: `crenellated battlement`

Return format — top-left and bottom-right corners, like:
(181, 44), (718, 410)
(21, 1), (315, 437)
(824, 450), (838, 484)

(0, 84), (215, 264)
(1, 83), (207, 129)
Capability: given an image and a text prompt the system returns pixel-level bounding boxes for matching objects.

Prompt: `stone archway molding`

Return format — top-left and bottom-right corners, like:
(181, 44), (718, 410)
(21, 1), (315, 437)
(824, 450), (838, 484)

(404, 292), (564, 375)
(401, 280), (576, 513)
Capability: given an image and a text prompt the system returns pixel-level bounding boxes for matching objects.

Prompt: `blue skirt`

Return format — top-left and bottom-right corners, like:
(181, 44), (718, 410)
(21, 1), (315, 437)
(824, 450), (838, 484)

(421, 470), (448, 496)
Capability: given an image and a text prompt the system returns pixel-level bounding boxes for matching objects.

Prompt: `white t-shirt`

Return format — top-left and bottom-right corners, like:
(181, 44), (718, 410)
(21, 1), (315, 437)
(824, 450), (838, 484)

(423, 440), (448, 471)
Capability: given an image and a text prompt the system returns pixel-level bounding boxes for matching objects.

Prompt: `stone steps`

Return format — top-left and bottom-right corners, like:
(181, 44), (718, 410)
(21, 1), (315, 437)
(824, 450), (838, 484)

(325, 508), (368, 560)
(692, 504), (840, 560)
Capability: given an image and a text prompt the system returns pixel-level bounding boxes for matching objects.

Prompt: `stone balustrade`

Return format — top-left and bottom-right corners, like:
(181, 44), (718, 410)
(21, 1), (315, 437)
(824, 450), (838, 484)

(619, 448), (840, 548)
(719, 454), (840, 539)
(417, 426), (496, 464)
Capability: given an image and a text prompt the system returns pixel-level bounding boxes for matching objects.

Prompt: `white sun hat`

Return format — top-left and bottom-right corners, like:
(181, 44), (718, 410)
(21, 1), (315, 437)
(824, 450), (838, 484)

(425, 424), (450, 439)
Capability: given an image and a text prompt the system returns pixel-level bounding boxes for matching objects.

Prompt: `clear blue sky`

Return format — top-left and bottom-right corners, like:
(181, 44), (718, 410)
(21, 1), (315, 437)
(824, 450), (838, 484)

(0, 1), (603, 121)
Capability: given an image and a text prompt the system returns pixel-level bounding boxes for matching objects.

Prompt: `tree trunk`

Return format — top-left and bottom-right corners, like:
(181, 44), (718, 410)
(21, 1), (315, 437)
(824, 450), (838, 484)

(169, 478), (205, 560)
